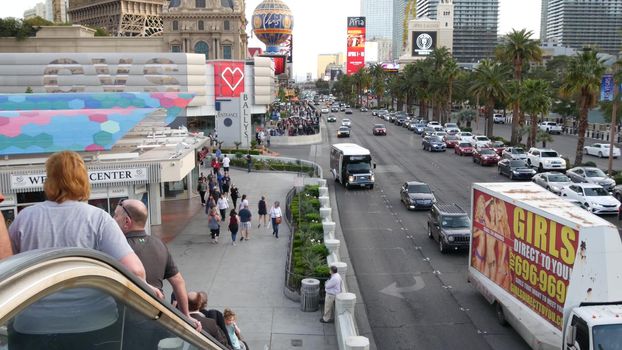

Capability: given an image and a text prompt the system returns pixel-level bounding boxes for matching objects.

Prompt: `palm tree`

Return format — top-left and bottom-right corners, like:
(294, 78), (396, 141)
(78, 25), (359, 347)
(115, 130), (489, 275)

(521, 79), (552, 148)
(560, 48), (607, 166)
(368, 63), (386, 108)
(536, 129), (554, 148)
(469, 60), (510, 138)
(496, 29), (542, 145)
(352, 69), (371, 107)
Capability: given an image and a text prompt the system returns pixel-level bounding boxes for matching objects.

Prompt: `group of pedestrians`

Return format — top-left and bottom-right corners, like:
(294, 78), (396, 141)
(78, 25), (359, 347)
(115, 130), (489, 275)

(198, 154), (283, 245)
(1, 150), (249, 349)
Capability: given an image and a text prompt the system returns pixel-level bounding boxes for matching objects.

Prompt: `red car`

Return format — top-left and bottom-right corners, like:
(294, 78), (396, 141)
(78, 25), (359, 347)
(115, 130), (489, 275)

(455, 142), (474, 156)
(473, 148), (501, 166)
(443, 135), (460, 148)
(491, 141), (505, 156)
(373, 124), (387, 135)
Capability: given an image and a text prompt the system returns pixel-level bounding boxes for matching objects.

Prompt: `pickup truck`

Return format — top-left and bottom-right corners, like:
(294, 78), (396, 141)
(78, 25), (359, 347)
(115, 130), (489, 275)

(526, 148), (566, 172)
(538, 121), (562, 134)
(469, 182), (622, 350)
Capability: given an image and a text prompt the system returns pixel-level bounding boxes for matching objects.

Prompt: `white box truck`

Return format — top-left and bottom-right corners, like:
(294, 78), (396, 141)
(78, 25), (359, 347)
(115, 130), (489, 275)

(469, 182), (622, 350)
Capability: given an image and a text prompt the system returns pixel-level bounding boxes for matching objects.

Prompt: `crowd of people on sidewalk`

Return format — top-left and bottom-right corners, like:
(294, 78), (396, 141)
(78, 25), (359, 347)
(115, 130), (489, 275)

(197, 152), (283, 244)
(0, 150), (252, 350)
(267, 101), (320, 137)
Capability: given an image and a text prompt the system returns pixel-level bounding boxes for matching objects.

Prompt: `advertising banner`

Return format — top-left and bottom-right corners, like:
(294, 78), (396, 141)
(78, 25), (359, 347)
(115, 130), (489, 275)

(213, 61), (245, 98)
(471, 189), (579, 330)
(346, 17), (366, 75)
(412, 31), (437, 56)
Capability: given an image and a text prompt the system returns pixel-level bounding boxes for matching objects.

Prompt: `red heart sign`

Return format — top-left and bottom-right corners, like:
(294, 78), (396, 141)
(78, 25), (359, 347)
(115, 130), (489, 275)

(215, 61), (245, 97)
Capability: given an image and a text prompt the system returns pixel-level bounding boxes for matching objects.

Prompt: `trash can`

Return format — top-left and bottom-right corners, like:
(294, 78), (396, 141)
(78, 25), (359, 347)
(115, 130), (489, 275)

(300, 278), (320, 312)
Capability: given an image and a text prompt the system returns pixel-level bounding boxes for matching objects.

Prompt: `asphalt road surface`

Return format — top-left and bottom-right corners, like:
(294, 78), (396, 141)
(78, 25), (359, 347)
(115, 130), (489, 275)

(271, 110), (622, 350)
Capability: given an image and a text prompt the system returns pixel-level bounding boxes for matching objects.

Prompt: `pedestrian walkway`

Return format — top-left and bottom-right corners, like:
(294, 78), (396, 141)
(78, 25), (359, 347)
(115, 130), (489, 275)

(161, 168), (338, 350)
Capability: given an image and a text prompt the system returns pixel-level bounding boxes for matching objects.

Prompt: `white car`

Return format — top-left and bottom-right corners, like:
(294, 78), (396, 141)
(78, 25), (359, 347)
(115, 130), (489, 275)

(526, 148), (566, 172)
(444, 122), (458, 129)
(471, 135), (492, 148)
(493, 114), (505, 123)
(341, 118), (352, 127)
(502, 147), (527, 160)
(560, 183), (621, 215)
(432, 131), (447, 138)
(583, 143), (621, 159)
(457, 131), (474, 143)
(321, 108), (329, 114)
(427, 121), (441, 128)
(531, 172), (573, 195)
(538, 121), (562, 134)
(445, 127), (461, 135)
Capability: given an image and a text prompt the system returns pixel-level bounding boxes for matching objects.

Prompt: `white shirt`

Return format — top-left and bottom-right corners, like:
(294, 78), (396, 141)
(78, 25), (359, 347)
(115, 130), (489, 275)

(325, 273), (342, 295)
(222, 156), (230, 167)
(269, 206), (282, 218)
(217, 198), (229, 210)
(238, 199), (249, 211)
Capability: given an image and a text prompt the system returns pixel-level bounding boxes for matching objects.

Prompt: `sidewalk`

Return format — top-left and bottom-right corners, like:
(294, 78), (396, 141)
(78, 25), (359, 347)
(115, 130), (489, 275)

(161, 168), (338, 350)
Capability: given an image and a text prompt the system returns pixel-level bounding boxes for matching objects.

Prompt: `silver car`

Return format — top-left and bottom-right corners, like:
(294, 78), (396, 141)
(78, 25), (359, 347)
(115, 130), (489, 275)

(532, 172), (573, 195)
(502, 147), (527, 160)
(566, 167), (616, 192)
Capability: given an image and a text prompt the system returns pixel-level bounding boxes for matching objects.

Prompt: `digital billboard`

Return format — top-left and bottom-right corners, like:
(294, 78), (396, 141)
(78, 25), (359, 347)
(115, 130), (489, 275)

(411, 31), (437, 56)
(346, 17), (366, 75)
(471, 189), (580, 330)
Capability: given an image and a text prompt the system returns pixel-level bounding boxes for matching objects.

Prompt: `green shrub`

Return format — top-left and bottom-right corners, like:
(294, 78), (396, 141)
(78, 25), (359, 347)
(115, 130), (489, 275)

(304, 213), (321, 222)
(307, 222), (324, 234)
(314, 265), (330, 277)
(311, 244), (329, 257)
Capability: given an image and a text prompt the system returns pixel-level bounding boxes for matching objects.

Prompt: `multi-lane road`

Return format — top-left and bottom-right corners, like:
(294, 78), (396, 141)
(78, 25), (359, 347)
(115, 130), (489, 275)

(272, 109), (622, 350)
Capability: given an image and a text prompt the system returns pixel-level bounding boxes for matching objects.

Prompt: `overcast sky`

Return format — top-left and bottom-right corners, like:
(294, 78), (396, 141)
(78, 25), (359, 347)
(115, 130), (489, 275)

(6, 0), (541, 80)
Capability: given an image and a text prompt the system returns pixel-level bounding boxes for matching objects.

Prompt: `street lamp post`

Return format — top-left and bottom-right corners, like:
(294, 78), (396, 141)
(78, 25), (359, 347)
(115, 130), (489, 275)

(608, 79), (618, 176)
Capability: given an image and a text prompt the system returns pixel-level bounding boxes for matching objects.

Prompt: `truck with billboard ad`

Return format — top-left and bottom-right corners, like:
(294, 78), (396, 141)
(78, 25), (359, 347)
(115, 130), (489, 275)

(330, 143), (375, 189)
(468, 182), (622, 350)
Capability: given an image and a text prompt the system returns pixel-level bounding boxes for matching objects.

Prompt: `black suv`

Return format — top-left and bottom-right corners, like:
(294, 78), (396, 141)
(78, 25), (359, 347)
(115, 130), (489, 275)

(427, 203), (471, 254)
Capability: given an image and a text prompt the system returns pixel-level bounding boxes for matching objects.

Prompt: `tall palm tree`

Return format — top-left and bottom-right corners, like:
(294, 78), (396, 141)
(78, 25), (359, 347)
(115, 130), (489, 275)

(368, 63), (386, 108)
(521, 79), (552, 148)
(496, 29), (542, 145)
(469, 60), (510, 138)
(560, 48), (607, 166)
(352, 69), (371, 107)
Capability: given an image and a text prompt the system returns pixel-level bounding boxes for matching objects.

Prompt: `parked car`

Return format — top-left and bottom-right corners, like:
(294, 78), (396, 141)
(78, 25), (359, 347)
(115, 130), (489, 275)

(411, 123), (426, 133)
(454, 142), (474, 156)
(490, 141), (506, 155)
(427, 203), (471, 253)
(456, 131), (474, 143)
(473, 148), (500, 166)
(560, 183), (621, 215)
(613, 184), (622, 202)
(326, 115), (337, 122)
(337, 126), (351, 138)
(526, 148), (566, 172)
(583, 143), (621, 158)
(497, 159), (536, 180)
(471, 135), (492, 148)
(493, 114), (505, 123)
(422, 136), (446, 152)
(400, 181), (436, 210)
(532, 172), (573, 195)
(345, 108), (353, 114)
(566, 167), (616, 191)
(341, 118), (352, 127)
(502, 147), (527, 160)
(538, 121), (562, 134)
(373, 124), (387, 136)
(443, 135), (461, 148)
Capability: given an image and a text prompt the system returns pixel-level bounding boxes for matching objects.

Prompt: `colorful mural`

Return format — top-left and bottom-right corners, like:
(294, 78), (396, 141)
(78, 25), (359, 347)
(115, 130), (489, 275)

(0, 92), (194, 156)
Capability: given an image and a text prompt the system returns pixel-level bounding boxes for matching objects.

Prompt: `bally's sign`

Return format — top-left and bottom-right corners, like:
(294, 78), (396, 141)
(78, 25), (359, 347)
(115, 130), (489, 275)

(11, 168), (149, 190)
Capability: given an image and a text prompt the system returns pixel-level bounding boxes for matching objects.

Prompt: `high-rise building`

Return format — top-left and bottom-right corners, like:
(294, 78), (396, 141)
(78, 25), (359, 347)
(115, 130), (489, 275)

(317, 53), (344, 80)
(361, 0), (408, 60)
(541, 0), (622, 55)
(24, 3), (47, 20)
(417, 0), (499, 64)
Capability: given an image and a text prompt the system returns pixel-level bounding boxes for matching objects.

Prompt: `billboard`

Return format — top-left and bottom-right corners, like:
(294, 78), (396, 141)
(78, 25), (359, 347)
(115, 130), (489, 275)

(471, 189), (580, 330)
(346, 17), (366, 75)
(213, 61), (245, 98)
(412, 31), (437, 56)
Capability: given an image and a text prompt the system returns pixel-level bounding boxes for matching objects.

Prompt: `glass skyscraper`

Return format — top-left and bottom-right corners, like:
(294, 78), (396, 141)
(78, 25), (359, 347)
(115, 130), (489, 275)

(416, 0), (499, 64)
(361, 0), (408, 60)
(542, 0), (622, 55)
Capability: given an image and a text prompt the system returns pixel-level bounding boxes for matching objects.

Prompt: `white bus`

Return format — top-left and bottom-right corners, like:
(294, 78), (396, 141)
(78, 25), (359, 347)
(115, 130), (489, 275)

(330, 143), (376, 189)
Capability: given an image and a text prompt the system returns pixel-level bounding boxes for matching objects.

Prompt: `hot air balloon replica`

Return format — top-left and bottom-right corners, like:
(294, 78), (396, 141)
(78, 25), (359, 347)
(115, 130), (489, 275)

(252, 0), (293, 54)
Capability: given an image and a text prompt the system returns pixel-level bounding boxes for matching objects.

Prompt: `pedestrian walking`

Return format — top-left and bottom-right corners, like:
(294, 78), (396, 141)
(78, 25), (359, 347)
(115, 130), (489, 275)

(320, 265), (342, 323)
(222, 154), (231, 174)
(257, 196), (268, 228)
(198, 173), (208, 206)
(238, 204), (252, 241)
(207, 207), (221, 244)
(211, 157), (221, 175)
(217, 193), (229, 222)
(222, 174), (231, 198)
(230, 184), (239, 209)
(228, 209), (239, 246)
(246, 153), (252, 173)
(269, 201), (283, 238)
(238, 194), (248, 212)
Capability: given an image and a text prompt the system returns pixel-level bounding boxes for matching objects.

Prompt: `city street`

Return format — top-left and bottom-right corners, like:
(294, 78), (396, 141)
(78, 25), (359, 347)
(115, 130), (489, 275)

(272, 109), (622, 350)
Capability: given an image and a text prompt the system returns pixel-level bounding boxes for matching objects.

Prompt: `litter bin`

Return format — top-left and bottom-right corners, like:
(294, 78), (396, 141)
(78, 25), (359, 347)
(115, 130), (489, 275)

(300, 278), (320, 312)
